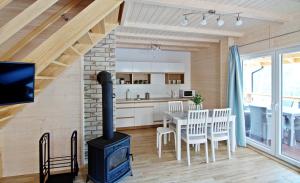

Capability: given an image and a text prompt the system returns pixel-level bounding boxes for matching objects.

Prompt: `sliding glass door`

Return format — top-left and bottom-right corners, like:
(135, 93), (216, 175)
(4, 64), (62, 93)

(242, 47), (300, 167)
(278, 48), (300, 166)
(243, 54), (274, 153)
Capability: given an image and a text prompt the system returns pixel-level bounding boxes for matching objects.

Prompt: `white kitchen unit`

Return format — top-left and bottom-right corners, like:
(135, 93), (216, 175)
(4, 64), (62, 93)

(117, 61), (185, 73)
(116, 99), (188, 128)
(134, 103), (154, 126)
(116, 103), (135, 128)
(116, 61), (132, 72)
(132, 62), (152, 72)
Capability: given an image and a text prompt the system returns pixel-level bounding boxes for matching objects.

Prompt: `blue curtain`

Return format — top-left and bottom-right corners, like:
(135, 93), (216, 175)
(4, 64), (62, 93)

(227, 45), (246, 147)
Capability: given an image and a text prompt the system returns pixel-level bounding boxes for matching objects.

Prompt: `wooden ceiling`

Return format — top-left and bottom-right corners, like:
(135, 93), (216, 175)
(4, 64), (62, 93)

(116, 0), (300, 51)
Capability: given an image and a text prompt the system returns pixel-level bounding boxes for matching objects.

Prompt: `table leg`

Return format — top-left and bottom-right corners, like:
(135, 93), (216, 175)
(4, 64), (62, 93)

(176, 123), (181, 161)
(231, 117), (236, 152)
(290, 116), (295, 147)
(163, 115), (167, 144)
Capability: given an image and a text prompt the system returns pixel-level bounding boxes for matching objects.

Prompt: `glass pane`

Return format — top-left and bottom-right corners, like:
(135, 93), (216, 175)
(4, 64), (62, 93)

(281, 51), (300, 161)
(243, 56), (272, 147)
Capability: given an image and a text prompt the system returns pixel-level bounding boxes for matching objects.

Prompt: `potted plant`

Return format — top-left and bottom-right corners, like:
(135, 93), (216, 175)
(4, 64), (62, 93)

(191, 93), (204, 110)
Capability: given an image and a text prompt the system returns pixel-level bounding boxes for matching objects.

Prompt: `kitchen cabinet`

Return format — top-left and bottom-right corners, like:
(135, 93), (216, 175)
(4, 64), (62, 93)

(134, 103), (154, 126)
(132, 62), (152, 72)
(116, 100), (189, 128)
(116, 61), (132, 72)
(116, 104), (134, 128)
(167, 63), (185, 72)
(151, 62), (169, 72)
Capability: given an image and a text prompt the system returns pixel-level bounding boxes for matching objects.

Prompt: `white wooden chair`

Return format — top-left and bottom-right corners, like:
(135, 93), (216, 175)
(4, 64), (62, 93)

(208, 108), (231, 162)
(182, 110), (209, 165)
(156, 127), (176, 158)
(166, 101), (184, 140)
(168, 101), (183, 112)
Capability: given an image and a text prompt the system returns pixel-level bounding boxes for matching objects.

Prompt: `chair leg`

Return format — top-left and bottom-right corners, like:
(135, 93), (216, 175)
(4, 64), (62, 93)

(173, 132), (177, 151)
(187, 143), (190, 166)
(158, 134), (162, 158)
(215, 141), (219, 150)
(205, 141), (209, 163)
(156, 132), (158, 149)
(211, 140), (215, 162)
(227, 139), (231, 159)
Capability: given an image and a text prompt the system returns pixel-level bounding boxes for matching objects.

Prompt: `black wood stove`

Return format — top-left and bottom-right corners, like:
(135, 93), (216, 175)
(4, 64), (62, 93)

(86, 71), (132, 183)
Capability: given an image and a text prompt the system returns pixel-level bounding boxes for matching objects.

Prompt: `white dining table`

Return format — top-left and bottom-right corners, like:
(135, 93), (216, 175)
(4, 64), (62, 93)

(163, 111), (236, 161)
(282, 107), (300, 147)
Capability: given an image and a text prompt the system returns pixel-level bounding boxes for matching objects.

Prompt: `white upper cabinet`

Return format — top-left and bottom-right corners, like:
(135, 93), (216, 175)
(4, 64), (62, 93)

(167, 63), (185, 72)
(151, 62), (169, 73)
(116, 61), (132, 72)
(116, 62), (185, 73)
(132, 62), (152, 72)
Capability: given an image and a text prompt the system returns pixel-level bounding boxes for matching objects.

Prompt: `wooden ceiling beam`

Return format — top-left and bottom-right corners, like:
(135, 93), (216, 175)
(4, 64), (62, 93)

(0, 0), (82, 60)
(124, 22), (243, 37)
(0, 0), (12, 10)
(116, 32), (219, 43)
(0, 0), (59, 46)
(134, 0), (289, 23)
(117, 38), (211, 48)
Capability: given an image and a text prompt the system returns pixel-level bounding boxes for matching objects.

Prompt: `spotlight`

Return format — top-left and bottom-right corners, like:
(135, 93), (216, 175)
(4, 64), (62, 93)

(217, 16), (224, 27)
(235, 14), (243, 26)
(200, 15), (207, 25)
(180, 15), (188, 26)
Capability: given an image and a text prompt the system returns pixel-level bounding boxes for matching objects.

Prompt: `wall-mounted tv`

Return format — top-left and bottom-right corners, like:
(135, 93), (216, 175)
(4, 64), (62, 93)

(0, 62), (35, 106)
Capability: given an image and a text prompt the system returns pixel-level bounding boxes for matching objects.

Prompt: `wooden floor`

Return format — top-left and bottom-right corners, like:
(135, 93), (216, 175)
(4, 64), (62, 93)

(2, 128), (300, 183)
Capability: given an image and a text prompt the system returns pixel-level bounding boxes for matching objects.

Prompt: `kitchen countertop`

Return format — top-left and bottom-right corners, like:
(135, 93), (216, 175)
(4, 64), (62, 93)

(116, 97), (190, 104)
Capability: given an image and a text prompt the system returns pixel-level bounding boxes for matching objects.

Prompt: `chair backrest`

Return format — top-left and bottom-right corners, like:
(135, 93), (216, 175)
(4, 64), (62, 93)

(39, 132), (50, 183)
(187, 110), (209, 138)
(168, 101), (183, 112)
(211, 108), (231, 135)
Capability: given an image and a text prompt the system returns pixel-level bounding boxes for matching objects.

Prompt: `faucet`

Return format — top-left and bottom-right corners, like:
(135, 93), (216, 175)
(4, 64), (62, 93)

(126, 89), (130, 100)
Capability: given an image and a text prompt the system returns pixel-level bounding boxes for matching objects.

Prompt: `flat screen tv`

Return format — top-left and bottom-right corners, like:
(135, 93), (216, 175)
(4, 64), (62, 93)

(0, 62), (35, 105)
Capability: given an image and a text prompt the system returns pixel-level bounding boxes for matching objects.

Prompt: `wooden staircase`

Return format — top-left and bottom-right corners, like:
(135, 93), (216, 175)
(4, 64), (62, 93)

(0, 0), (124, 126)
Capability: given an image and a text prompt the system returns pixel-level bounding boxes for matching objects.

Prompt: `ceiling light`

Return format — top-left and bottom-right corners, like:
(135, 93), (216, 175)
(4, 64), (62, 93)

(180, 15), (188, 26)
(235, 14), (243, 26)
(200, 15), (207, 25)
(217, 16), (224, 27)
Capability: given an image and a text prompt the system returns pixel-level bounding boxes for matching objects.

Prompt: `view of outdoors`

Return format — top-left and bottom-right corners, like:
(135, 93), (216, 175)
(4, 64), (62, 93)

(281, 52), (300, 162)
(243, 52), (300, 162)
(243, 56), (272, 147)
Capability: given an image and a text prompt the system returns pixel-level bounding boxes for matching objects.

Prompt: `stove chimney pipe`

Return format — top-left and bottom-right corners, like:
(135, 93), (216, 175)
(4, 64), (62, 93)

(97, 71), (114, 140)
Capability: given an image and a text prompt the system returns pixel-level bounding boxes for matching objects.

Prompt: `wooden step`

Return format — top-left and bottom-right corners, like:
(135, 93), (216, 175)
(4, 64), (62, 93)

(35, 76), (56, 80)
(0, 115), (13, 122)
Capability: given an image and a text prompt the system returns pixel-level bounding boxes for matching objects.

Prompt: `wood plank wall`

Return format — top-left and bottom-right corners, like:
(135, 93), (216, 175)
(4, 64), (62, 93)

(191, 43), (221, 109)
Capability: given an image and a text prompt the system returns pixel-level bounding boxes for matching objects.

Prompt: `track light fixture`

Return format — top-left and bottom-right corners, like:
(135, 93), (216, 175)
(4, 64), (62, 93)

(235, 14), (243, 26)
(200, 14), (207, 25)
(217, 16), (224, 27)
(180, 15), (189, 26)
(180, 10), (243, 27)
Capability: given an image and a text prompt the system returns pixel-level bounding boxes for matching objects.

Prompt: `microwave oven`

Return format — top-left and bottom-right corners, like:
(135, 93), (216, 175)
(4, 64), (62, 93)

(179, 89), (196, 98)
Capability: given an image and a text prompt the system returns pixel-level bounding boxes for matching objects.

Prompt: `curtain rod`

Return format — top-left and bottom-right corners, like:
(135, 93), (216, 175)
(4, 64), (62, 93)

(238, 28), (300, 48)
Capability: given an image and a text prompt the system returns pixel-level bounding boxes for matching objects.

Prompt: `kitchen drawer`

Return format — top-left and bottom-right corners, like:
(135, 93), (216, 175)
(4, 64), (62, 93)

(116, 108), (134, 118)
(116, 117), (134, 128)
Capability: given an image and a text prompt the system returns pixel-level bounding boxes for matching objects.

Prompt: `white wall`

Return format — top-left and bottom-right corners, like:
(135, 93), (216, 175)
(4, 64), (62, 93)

(115, 48), (191, 99)
(0, 60), (83, 177)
